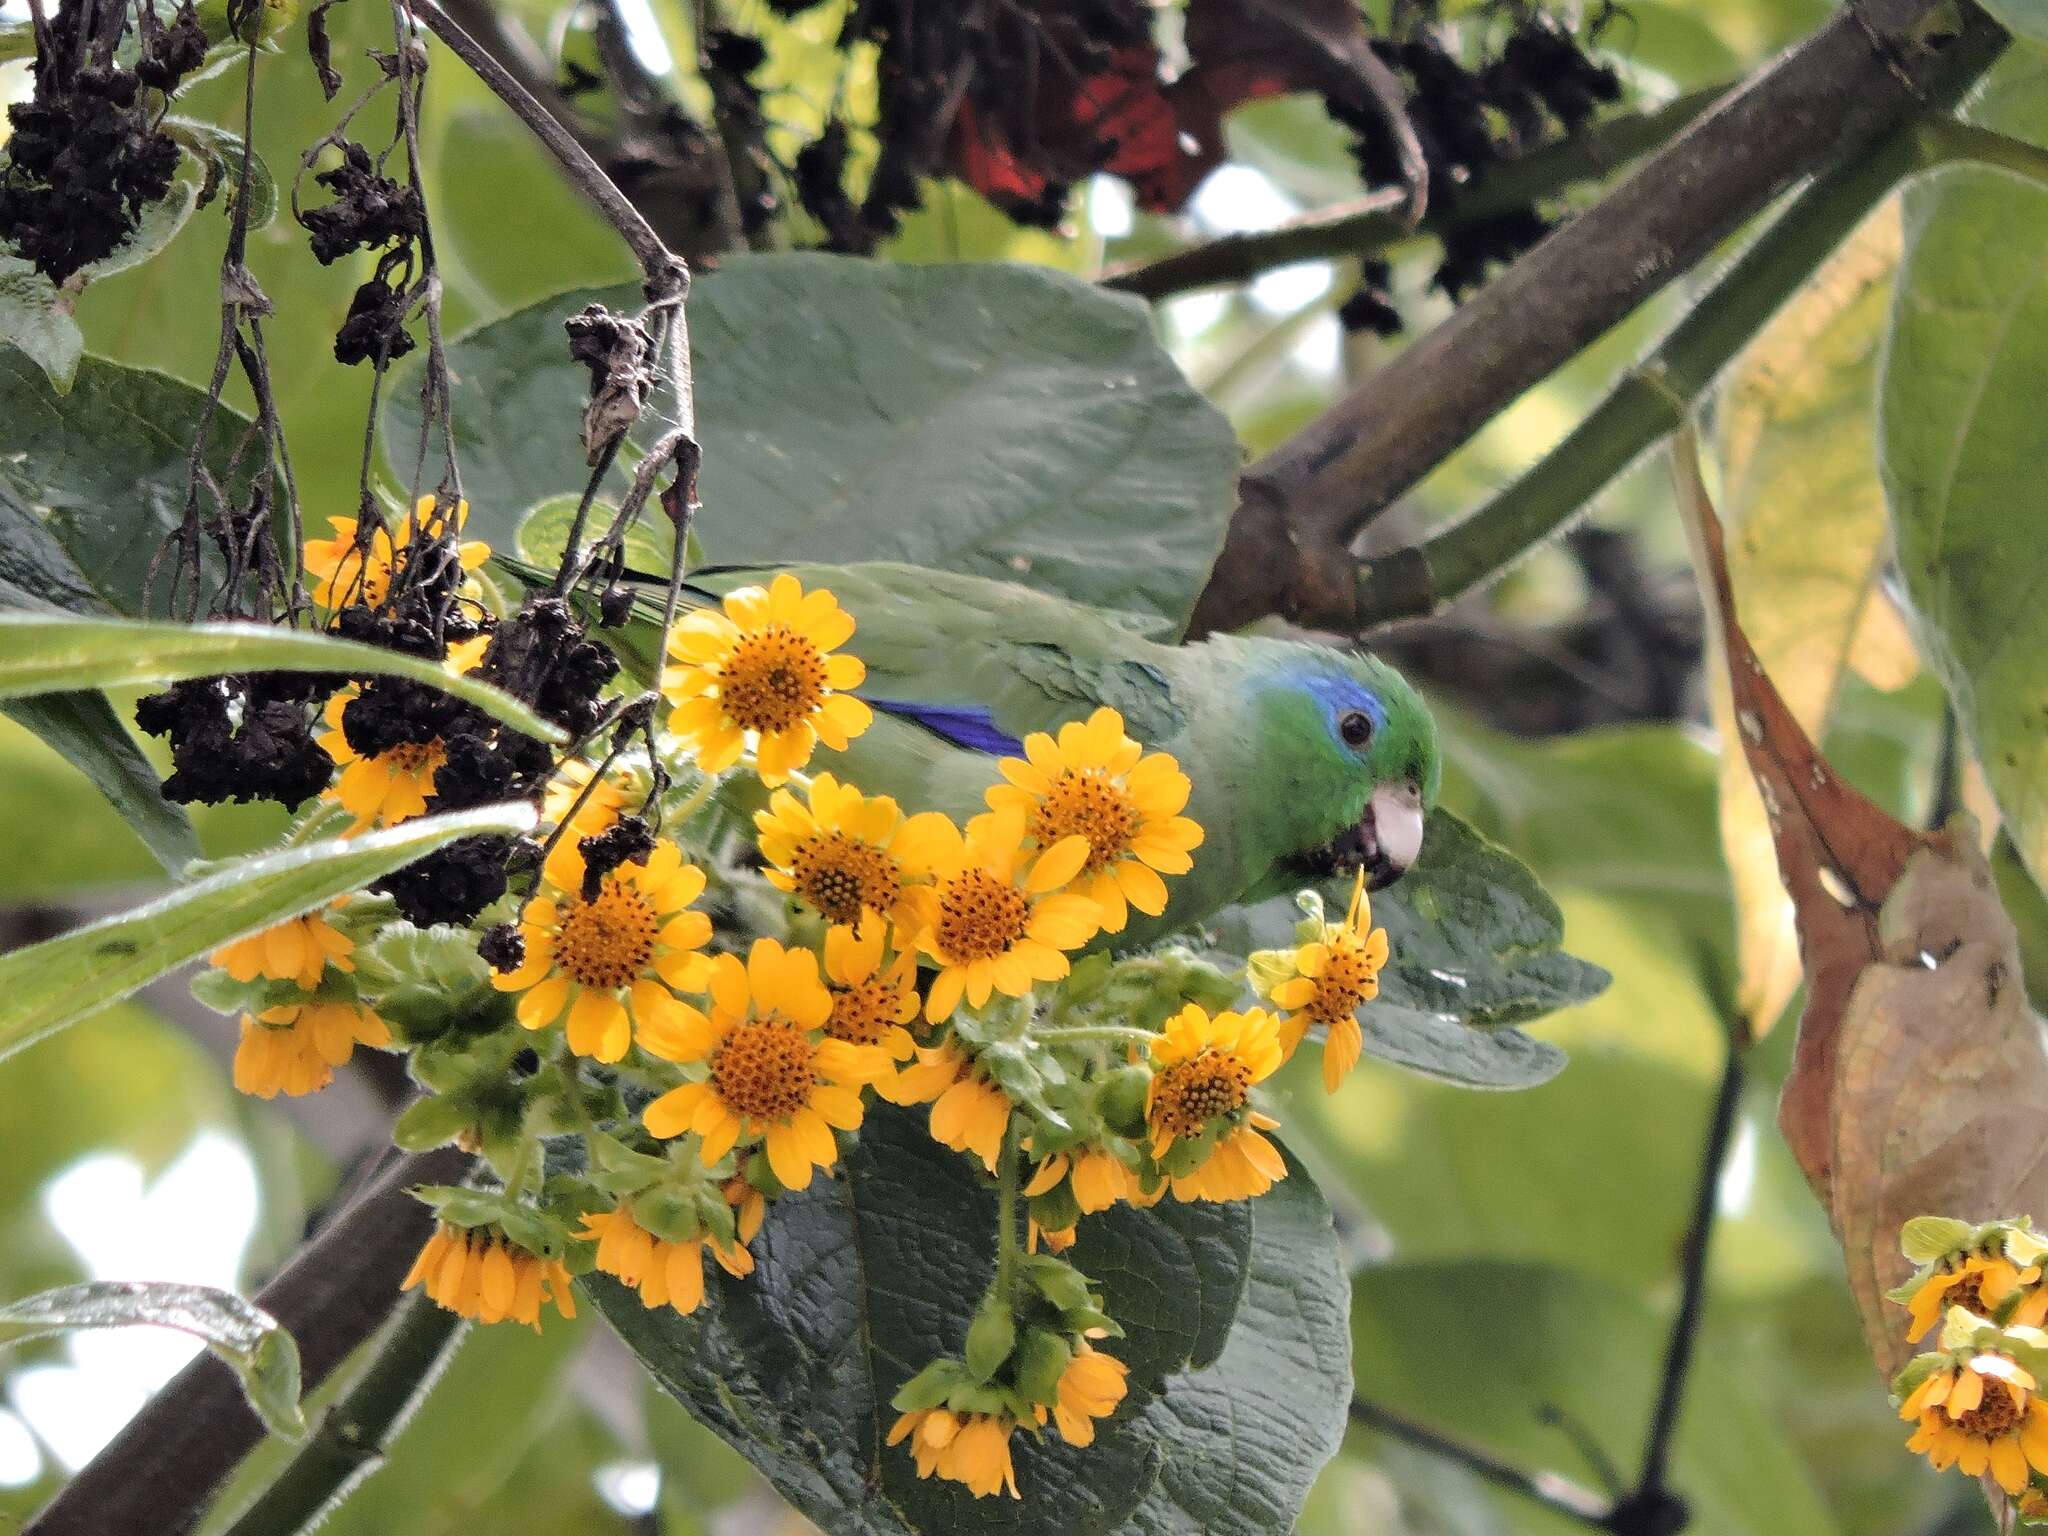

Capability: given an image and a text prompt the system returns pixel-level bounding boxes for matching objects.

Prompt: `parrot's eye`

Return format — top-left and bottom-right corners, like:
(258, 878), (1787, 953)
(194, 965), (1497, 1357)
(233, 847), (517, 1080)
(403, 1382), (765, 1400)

(1338, 709), (1374, 749)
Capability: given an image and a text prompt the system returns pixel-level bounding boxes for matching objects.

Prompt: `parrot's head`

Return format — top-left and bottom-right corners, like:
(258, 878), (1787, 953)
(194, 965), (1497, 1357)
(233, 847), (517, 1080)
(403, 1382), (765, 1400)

(1250, 648), (1439, 890)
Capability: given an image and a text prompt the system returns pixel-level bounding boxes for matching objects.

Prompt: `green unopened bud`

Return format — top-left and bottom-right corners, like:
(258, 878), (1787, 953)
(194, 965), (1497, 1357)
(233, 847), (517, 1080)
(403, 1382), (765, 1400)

(1029, 1179), (1082, 1237)
(1097, 1066), (1152, 1137)
(1013, 1328), (1072, 1405)
(965, 1297), (1017, 1383)
(891, 1357), (969, 1413)
(1023, 1254), (1093, 1313)
(392, 1094), (472, 1151)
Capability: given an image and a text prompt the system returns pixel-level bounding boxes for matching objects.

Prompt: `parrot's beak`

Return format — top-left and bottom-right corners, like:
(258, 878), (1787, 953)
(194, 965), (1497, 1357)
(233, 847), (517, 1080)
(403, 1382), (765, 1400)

(1360, 782), (1425, 890)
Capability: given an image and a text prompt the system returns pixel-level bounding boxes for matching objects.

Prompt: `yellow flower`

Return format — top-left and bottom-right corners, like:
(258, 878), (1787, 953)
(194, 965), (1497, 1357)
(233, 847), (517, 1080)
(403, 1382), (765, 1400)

(1024, 1147), (1142, 1214)
(1053, 1345), (1129, 1446)
(303, 495), (489, 611)
(578, 1202), (754, 1317)
(662, 573), (873, 784)
(898, 809), (1101, 1023)
(232, 1001), (390, 1098)
(1900, 1353), (2048, 1493)
(822, 921), (921, 1064)
(401, 1222), (576, 1331)
(755, 773), (948, 930)
(490, 839), (713, 1063)
(211, 910), (354, 991)
(1907, 1255), (2048, 1342)
(887, 1408), (1021, 1499)
(317, 635), (490, 830)
(882, 1042), (1012, 1171)
(543, 755), (634, 844)
(1147, 1004), (1288, 1203)
(985, 707), (1204, 933)
(641, 938), (881, 1190)
(1263, 869), (1390, 1093)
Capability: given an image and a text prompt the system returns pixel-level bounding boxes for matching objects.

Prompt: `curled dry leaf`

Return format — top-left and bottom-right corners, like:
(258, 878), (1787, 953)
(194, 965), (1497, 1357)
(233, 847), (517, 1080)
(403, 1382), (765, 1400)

(1676, 429), (2048, 1393)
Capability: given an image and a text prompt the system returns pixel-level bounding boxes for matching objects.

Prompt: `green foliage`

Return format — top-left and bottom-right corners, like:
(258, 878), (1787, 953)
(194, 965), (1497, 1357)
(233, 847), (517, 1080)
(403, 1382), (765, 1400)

(1881, 51), (2048, 893)
(0, 612), (561, 741)
(0, 802), (535, 1062)
(389, 256), (1242, 629)
(1353, 1261), (1839, 1536)
(1216, 810), (1607, 1088)
(0, 1280), (305, 1438)
(591, 1106), (1347, 1535)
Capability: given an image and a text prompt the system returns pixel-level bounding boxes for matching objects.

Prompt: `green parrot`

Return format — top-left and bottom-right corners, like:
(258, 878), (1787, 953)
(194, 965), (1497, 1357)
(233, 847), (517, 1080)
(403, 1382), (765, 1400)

(524, 558), (1440, 950)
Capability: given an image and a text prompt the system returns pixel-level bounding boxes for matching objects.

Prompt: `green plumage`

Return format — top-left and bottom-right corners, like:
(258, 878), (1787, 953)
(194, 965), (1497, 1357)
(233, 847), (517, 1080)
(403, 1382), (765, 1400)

(502, 557), (1440, 947)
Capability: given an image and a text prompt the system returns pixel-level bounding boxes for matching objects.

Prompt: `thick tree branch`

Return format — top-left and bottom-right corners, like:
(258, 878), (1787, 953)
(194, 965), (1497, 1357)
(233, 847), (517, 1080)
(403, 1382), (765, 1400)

(25, 1146), (473, 1536)
(1186, 0), (2005, 636)
(1101, 83), (1728, 301)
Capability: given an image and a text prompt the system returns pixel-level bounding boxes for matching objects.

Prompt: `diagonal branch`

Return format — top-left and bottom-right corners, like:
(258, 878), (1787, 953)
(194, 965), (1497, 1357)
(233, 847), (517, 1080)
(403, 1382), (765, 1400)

(24, 1146), (473, 1536)
(1101, 83), (1728, 302)
(1186, 0), (2005, 636)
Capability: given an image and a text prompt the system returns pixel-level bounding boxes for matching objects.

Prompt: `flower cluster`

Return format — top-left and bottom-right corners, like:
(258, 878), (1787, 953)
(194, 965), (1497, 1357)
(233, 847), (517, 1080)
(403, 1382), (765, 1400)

(1890, 1218), (2048, 1507)
(190, 567), (1399, 1504)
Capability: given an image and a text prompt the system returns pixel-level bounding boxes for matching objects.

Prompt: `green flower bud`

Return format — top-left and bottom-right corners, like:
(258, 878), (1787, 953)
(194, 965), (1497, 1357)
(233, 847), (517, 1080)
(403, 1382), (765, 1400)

(965, 1297), (1017, 1383)
(1097, 1066), (1152, 1138)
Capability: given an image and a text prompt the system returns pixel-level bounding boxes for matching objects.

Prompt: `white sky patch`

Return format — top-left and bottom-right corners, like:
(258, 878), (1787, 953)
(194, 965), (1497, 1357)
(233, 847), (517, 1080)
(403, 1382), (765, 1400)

(1088, 175), (1135, 241)
(0, 1408), (39, 1488)
(1250, 259), (1333, 318)
(1717, 1116), (1759, 1216)
(609, 0), (673, 78)
(595, 1458), (663, 1516)
(1189, 163), (1294, 236)
(9, 1134), (260, 1472)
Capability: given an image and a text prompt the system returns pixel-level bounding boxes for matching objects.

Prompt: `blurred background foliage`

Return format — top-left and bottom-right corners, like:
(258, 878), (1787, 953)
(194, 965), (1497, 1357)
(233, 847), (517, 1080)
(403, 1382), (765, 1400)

(0, 0), (1993, 1530)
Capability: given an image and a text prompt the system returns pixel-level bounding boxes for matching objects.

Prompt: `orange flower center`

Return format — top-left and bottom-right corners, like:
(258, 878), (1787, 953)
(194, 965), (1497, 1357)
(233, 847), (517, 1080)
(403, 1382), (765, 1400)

(828, 976), (904, 1047)
(1031, 769), (1138, 871)
(1306, 942), (1378, 1024)
(1951, 1378), (2025, 1439)
(556, 877), (658, 990)
(936, 869), (1030, 961)
(710, 1015), (816, 1121)
(720, 626), (826, 734)
(1151, 1051), (1251, 1139)
(790, 831), (901, 924)
(384, 739), (444, 776)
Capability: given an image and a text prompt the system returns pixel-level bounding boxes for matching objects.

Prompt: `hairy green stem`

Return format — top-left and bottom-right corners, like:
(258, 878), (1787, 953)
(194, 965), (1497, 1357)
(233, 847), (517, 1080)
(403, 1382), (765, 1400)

(214, 1297), (467, 1536)
(991, 1114), (1025, 1299)
(1353, 27), (2009, 628)
(1102, 83), (1731, 301)
(1915, 115), (2048, 187)
(1032, 1023), (1161, 1044)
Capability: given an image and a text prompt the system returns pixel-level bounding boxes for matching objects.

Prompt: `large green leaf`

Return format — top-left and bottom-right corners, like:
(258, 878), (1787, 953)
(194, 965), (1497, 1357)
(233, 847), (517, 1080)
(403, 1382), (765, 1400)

(593, 1105), (1348, 1536)
(1212, 810), (1607, 1089)
(1880, 50), (2048, 892)
(0, 693), (198, 873)
(387, 256), (1242, 629)
(0, 483), (200, 869)
(0, 801), (536, 1062)
(1353, 1262), (1839, 1536)
(0, 1280), (304, 1439)
(0, 613), (561, 741)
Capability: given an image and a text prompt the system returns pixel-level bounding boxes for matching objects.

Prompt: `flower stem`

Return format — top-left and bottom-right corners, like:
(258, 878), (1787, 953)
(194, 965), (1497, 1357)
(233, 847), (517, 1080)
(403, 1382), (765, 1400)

(1032, 1023), (1161, 1045)
(991, 1114), (1025, 1300)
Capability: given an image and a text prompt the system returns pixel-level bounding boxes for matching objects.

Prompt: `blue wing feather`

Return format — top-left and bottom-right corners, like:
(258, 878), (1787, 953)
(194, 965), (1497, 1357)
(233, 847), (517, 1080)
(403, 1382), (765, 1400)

(864, 697), (1025, 756)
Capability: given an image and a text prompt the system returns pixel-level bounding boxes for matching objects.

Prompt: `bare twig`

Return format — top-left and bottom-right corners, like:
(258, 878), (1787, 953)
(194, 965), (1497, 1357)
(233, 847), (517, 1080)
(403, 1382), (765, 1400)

(407, 0), (682, 293)
(1101, 83), (1727, 301)
(1349, 1398), (1617, 1526)
(24, 1146), (473, 1536)
(1186, 0), (2005, 636)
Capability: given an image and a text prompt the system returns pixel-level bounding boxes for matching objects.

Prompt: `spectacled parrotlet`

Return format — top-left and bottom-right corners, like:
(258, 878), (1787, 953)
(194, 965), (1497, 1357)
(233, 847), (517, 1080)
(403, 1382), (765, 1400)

(506, 557), (1440, 950)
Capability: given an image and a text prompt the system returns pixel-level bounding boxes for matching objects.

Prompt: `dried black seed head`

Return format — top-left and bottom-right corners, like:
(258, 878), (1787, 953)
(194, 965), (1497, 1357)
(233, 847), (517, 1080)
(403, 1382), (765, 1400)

(136, 676), (333, 808)
(334, 272), (418, 367)
(477, 921), (526, 974)
(599, 584), (636, 628)
(302, 142), (426, 264)
(376, 835), (513, 927)
(577, 814), (657, 901)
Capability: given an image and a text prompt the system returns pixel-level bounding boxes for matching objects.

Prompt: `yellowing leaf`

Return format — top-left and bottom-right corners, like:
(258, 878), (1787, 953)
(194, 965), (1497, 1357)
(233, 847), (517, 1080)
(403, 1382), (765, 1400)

(1710, 201), (1915, 1038)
